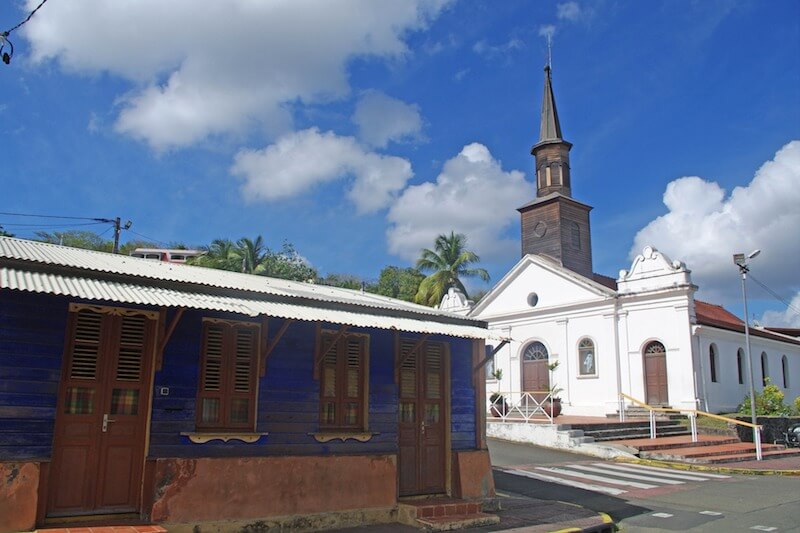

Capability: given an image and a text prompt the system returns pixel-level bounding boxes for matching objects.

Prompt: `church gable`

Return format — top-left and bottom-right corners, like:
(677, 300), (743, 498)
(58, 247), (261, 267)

(471, 255), (612, 318)
(618, 245), (694, 294)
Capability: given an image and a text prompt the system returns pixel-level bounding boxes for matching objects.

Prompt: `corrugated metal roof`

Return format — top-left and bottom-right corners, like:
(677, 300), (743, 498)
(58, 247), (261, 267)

(0, 237), (474, 321)
(0, 267), (504, 342)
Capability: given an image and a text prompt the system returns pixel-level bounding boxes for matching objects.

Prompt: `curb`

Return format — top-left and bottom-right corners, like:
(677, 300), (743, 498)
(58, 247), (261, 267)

(547, 511), (615, 533)
(613, 456), (800, 476)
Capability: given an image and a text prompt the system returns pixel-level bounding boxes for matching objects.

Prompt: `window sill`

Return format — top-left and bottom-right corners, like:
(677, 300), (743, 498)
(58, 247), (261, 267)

(181, 432), (268, 444)
(309, 431), (378, 443)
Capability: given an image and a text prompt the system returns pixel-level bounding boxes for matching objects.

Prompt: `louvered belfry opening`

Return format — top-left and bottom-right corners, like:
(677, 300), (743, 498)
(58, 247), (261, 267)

(319, 330), (368, 430)
(197, 320), (259, 430)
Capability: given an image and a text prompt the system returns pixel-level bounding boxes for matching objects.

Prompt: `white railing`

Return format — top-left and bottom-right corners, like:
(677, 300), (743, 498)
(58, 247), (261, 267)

(619, 393), (763, 461)
(487, 390), (558, 424)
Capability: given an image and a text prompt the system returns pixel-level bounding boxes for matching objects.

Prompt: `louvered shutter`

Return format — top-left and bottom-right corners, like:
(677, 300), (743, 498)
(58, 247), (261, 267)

(196, 321), (259, 430)
(318, 332), (366, 429)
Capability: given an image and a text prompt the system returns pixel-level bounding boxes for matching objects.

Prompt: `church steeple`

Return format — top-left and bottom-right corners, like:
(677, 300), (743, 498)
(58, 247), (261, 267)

(531, 65), (573, 198)
(519, 64), (594, 279)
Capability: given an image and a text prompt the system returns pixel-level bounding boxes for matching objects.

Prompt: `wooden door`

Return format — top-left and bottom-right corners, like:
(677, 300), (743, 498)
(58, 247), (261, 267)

(644, 341), (668, 405)
(521, 341), (550, 401)
(48, 305), (157, 517)
(398, 339), (446, 496)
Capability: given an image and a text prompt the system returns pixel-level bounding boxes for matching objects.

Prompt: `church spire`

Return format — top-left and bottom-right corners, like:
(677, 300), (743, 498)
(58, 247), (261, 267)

(538, 65), (563, 143)
(531, 64), (572, 198)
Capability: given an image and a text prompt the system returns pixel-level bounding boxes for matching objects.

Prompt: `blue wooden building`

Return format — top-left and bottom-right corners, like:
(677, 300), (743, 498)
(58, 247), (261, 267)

(0, 237), (501, 532)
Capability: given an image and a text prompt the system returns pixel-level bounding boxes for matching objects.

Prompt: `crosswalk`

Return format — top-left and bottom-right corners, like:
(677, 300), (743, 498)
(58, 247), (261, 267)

(496, 462), (730, 496)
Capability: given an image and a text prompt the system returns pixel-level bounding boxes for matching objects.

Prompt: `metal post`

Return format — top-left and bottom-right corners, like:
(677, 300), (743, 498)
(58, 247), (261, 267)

(740, 267), (760, 459)
(649, 410), (656, 439)
(690, 413), (697, 443)
(755, 428), (762, 461)
(112, 217), (122, 254)
(619, 396), (625, 423)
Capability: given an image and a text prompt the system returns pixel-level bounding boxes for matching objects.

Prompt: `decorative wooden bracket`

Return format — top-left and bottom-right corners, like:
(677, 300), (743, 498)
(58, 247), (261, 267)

(395, 334), (429, 382)
(313, 324), (349, 379)
(156, 308), (185, 370)
(261, 318), (293, 376)
(473, 339), (509, 375)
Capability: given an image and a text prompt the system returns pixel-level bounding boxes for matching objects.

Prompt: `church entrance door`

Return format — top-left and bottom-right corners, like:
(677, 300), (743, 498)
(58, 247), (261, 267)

(644, 341), (669, 405)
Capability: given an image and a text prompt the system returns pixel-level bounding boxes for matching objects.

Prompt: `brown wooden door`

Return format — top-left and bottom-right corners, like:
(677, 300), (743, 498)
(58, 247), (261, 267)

(48, 305), (157, 517)
(398, 339), (446, 497)
(644, 341), (668, 405)
(521, 341), (550, 401)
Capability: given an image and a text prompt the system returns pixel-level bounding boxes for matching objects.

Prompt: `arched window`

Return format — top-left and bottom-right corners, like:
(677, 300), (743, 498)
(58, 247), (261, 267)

(644, 341), (666, 356)
(523, 341), (549, 361)
(782, 355), (790, 388)
(570, 221), (581, 249)
(709, 344), (718, 383)
(736, 349), (744, 385)
(761, 352), (769, 387)
(578, 338), (596, 376)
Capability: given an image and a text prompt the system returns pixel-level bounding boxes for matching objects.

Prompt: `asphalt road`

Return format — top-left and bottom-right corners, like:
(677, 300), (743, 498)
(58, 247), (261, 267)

(488, 437), (800, 532)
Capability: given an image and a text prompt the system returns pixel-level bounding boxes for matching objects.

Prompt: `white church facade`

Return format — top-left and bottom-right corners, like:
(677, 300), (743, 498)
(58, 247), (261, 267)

(461, 66), (800, 417)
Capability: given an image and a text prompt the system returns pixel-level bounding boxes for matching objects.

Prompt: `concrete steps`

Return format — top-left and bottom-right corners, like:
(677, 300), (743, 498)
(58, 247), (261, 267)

(397, 497), (499, 531)
(613, 434), (800, 464)
(559, 419), (691, 444)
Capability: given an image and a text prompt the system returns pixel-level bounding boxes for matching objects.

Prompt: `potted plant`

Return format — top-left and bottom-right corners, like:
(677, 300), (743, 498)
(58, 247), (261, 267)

(489, 392), (508, 417)
(544, 361), (562, 417)
(491, 368), (503, 381)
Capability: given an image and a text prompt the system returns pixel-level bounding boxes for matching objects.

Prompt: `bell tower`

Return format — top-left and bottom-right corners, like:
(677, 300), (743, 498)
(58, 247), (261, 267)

(518, 65), (594, 279)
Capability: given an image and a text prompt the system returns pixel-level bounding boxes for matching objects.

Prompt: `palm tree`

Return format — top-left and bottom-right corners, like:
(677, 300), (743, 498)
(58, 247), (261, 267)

(236, 236), (268, 274)
(414, 231), (489, 307)
(190, 238), (240, 271)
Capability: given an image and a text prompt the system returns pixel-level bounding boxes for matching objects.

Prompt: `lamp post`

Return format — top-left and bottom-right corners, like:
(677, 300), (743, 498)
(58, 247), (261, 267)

(733, 249), (760, 458)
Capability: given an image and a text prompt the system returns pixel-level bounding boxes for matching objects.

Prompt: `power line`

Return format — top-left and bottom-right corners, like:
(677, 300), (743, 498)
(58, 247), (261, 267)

(127, 229), (170, 247)
(1, 0), (49, 65)
(0, 221), (107, 229)
(749, 273), (800, 316)
(0, 211), (102, 221)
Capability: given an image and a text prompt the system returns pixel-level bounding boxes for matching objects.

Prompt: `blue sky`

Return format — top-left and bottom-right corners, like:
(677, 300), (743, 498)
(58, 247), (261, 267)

(2, 0), (799, 323)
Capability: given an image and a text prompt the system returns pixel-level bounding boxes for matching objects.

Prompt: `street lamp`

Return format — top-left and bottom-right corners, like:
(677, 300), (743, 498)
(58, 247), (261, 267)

(733, 249), (760, 458)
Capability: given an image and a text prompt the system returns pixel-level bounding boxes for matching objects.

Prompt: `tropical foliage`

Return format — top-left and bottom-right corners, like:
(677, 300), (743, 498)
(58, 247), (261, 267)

(414, 232), (489, 306)
(738, 379), (793, 416)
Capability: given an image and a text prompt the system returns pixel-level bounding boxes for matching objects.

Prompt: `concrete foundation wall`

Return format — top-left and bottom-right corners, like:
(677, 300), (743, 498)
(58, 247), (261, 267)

(150, 454), (398, 524)
(0, 462), (39, 533)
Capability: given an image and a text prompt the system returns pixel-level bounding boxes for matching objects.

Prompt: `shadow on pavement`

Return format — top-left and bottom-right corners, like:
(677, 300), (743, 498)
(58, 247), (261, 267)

(493, 469), (653, 523)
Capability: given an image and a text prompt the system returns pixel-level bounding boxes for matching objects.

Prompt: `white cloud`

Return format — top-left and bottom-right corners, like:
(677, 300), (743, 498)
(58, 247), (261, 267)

(386, 142), (532, 262)
(473, 38), (524, 58)
(231, 128), (412, 214)
(352, 91), (424, 148)
(538, 25), (556, 39)
(23, 0), (449, 151)
(760, 293), (800, 328)
(557, 2), (583, 22)
(631, 140), (800, 304)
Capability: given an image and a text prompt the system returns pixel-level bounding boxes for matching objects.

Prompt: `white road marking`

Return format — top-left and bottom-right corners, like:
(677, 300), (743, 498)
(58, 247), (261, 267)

(750, 527), (777, 531)
(592, 462), (727, 481)
(535, 466), (658, 489)
(700, 511), (723, 516)
(598, 462), (730, 479)
(497, 467), (627, 496)
(652, 512), (674, 518)
(573, 463), (684, 484)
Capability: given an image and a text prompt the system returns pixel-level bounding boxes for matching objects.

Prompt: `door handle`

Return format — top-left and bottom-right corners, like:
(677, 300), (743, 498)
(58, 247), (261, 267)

(421, 420), (426, 435)
(102, 413), (116, 432)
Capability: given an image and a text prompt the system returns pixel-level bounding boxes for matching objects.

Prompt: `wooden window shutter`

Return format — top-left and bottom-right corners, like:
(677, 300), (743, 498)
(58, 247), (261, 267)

(69, 309), (104, 380)
(319, 331), (367, 430)
(197, 321), (259, 430)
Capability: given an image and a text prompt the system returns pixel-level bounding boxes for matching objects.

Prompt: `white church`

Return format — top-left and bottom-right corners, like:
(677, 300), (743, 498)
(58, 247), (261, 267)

(447, 65), (800, 416)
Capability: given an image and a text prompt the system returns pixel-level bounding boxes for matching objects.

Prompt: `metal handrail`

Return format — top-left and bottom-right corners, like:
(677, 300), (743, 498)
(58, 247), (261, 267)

(618, 392), (763, 460)
(488, 390), (557, 424)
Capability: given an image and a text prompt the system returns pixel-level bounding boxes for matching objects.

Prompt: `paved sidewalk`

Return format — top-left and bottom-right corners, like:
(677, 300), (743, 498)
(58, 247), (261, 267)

(329, 493), (613, 533)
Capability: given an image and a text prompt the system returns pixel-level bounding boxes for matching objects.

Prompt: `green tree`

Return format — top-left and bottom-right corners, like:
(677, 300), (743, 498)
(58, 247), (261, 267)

(414, 232), (489, 306)
(372, 266), (424, 302)
(260, 241), (318, 282)
(118, 239), (160, 256)
(237, 236), (268, 274)
(190, 238), (241, 271)
(35, 230), (113, 252)
(738, 378), (792, 416)
(318, 273), (365, 290)
(0, 226), (14, 237)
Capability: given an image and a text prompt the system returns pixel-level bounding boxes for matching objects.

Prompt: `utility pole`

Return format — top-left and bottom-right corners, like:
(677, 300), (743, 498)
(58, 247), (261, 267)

(95, 217), (132, 254)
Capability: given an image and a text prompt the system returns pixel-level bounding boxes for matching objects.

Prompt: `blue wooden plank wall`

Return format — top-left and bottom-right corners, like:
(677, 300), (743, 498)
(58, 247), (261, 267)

(0, 290), (479, 461)
(0, 291), (67, 460)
